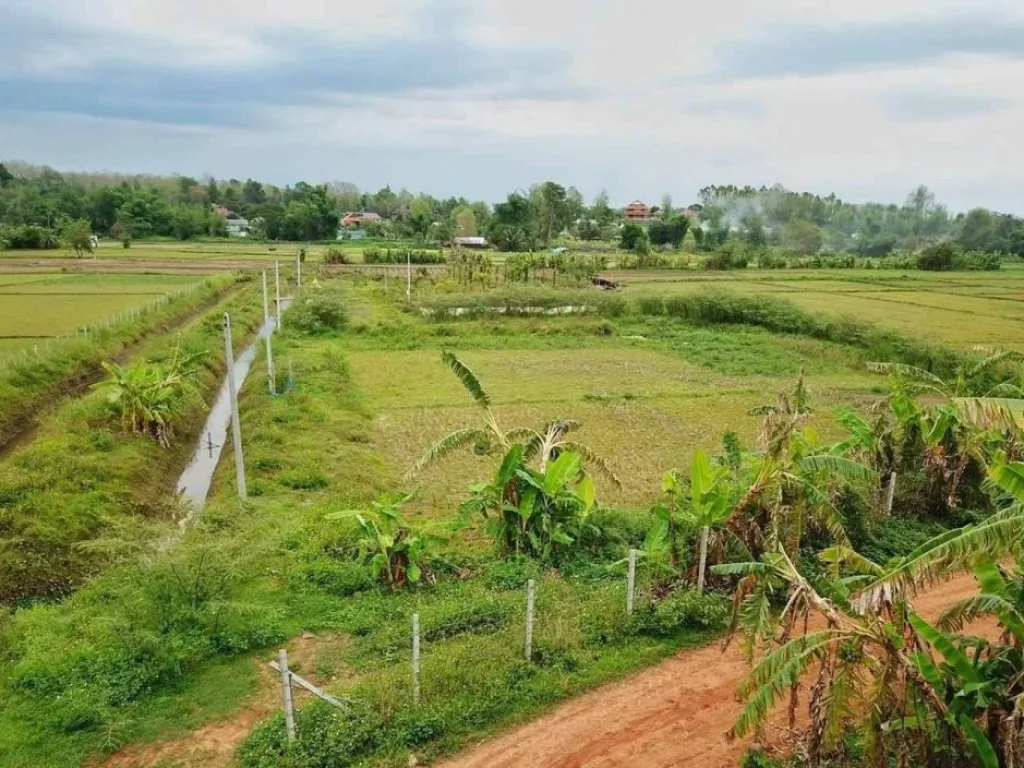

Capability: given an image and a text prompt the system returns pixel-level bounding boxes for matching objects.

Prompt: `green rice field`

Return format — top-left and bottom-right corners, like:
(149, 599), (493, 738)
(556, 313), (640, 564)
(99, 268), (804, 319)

(0, 273), (209, 357)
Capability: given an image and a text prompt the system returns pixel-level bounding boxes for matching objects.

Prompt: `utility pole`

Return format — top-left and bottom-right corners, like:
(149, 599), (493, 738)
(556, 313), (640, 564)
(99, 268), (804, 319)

(296, 250), (302, 292)
(223, 313), (247, 500)
(274, 261), (282, 332)
(406, 250), (412, 304)
(262, 270), (270, 327)
(262, 271), (276, 395)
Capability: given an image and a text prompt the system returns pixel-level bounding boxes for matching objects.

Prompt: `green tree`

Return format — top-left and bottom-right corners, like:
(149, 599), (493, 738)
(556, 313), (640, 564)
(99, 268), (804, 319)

(782, 219), (824, 254)
(532, 181), (570, 246)
(487, 193), (539, 251)
(59, 218), (94, 258)
(452, 205), (478, 237)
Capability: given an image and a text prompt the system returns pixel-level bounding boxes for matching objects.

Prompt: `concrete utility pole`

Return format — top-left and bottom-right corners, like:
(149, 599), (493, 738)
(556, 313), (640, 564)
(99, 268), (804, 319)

(223, 313), (247, 500)
(525, 579), (536, 661)
(412, 614), (421, 706)
(262, 270), (270, 327)
(296, 250), (302, 292)
(262, 271), (276, 395)
(277, 649), (296, 742)
(626, 549), (637, 614)
(274, 261), (282, 331)
(406, 250), (412, 304)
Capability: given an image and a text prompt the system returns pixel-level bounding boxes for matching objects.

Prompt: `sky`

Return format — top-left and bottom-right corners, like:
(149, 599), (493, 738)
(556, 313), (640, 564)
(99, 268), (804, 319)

(1, 0), (1023, 212)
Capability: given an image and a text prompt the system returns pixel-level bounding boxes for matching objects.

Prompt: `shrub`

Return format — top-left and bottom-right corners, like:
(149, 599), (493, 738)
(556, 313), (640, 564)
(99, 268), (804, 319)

(364, 247), (443, 265)
(484, 557), (542, 590)
(629, 588), (730, 636)
(288, 291), (349, 335)
(917, 242), (958, 271)
(323, 247), (349, 265)
(703, 248), (749, 271)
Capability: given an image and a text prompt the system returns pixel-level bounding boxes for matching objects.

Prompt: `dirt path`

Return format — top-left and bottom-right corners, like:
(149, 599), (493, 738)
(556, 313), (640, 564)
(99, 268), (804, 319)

(98, 633), (352, 768)
(436, 572), (994, 768)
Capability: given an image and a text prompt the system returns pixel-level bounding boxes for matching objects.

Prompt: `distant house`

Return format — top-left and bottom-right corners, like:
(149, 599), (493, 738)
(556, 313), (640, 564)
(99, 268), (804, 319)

(624, 200), (651, 221)
(682, 205), (702, 219)
(341, 211), (383, 228)
(225, 218), (250, 238)
(453, 236), (488, 248)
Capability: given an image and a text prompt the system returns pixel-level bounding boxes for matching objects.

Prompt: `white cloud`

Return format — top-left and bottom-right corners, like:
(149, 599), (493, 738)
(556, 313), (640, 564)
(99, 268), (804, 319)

(1, 0), (1024, 211)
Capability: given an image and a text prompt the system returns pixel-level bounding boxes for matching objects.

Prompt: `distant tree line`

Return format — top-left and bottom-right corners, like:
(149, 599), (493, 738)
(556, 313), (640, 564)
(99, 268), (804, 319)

(1, 161), (1022, 258)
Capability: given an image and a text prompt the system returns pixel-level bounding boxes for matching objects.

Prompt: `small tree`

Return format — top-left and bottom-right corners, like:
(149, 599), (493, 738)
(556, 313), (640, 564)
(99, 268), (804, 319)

(61, 218), (94, 258)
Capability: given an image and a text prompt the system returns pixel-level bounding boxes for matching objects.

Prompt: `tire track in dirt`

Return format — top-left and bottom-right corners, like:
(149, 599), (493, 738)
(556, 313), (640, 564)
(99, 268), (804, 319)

(436, 572), (994, 768)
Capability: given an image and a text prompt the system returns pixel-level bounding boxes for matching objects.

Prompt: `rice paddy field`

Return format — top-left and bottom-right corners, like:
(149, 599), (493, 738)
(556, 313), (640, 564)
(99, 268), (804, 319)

(612, 265), (1024, 350)
(0, 273), (210, 358)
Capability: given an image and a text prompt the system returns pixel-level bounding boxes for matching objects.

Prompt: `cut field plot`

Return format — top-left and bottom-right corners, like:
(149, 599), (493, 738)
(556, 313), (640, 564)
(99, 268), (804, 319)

(778, 290), (1024, 349)
(350, 347), (876, 509)
(0, 273), (202, 295)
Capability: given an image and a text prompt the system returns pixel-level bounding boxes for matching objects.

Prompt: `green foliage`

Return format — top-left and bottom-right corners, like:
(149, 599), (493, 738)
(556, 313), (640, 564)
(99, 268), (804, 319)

(59, 218), (94, 258)
(462, 447), (600, 561)
(619, 223), (650, 254)
(628, 589), (730, 635)
(703, 245), (750, 270)
(288, 291), (349, 335)
(322, 246), (350, 265)
(97, 341), (205, 447)
(917, 241), (959, 271)
(363, 247), (443, 264)
(326, 494), (448, 589)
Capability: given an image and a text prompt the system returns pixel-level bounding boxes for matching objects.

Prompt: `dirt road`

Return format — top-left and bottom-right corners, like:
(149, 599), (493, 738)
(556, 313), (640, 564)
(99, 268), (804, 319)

(436, 572), (992, 768)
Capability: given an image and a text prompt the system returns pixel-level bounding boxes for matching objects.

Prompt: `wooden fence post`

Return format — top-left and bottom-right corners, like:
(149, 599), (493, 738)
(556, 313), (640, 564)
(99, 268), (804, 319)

(278, 648), (296, 742)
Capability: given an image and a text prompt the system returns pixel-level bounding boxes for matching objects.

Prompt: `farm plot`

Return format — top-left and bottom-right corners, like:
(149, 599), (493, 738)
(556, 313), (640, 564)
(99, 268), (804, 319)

(350, 345), (876, 510)
(613, 270), (1024, 350)
(0, 273), (207, 356)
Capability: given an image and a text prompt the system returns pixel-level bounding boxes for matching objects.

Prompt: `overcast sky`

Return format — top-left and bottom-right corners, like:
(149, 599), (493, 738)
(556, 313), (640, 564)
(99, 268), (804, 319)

(2, 0), (1023, 212)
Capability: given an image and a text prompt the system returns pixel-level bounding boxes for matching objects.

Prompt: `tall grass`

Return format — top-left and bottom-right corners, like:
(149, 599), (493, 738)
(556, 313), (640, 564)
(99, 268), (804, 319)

(630, 291), (962, 375)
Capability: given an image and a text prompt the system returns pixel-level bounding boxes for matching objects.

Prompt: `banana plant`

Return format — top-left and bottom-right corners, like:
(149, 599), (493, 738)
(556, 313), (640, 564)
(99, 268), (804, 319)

(97, 339), (204, 447)
(654, 448), (735, 591)
(408, 351), (619, 486)
(325, 493), (449, 589)
(461, 446), (597, 560)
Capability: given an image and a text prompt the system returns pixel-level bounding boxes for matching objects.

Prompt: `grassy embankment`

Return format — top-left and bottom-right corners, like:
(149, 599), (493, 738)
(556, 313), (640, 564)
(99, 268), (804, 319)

(0, 279), (983, 768)
(0, 278), (267, 604)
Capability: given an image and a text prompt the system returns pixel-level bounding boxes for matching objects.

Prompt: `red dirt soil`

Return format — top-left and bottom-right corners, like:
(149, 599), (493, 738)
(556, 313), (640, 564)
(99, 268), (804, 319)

(435, 572), (996, 768)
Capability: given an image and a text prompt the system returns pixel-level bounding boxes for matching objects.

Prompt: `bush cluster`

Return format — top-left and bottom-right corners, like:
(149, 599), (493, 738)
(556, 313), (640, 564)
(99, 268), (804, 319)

(364, 247), (444, 265)
(288, 291), (349, 335)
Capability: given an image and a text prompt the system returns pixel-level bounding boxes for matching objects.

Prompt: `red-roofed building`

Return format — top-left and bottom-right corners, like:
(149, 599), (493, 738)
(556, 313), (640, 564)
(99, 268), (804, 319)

(624, 200), (650, 221)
